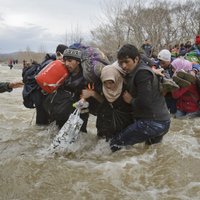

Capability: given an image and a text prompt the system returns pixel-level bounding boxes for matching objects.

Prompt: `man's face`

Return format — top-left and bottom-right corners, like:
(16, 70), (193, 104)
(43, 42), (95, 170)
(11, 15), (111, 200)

(118, 57), (139, 73)
(65, 58), (80, 73)
(159, 60), (171, 69)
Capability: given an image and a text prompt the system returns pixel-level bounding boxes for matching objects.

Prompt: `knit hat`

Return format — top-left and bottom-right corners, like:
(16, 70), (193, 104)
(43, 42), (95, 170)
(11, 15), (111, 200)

(63, 48), (82, 62)
(195, 35), (200, 45)
(158, 49), (171, 62)
(56, 44), (68, 54)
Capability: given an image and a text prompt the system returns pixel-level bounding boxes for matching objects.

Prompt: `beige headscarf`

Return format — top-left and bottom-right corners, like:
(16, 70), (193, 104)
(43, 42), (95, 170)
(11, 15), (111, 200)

(100, 62), (124, 103)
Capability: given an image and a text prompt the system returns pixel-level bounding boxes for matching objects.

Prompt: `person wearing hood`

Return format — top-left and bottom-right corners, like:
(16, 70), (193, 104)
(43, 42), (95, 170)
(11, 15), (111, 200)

(171, 58), (200, 118)
(82, 62), (133, 140)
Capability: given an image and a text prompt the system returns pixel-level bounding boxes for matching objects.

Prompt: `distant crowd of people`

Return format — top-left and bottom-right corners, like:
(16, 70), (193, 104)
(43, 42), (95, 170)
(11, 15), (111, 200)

(8, 59), (19, 69)
(141, 35), (200, 119)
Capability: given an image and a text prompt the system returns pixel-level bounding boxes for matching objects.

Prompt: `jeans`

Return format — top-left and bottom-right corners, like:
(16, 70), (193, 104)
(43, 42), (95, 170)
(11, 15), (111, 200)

(110, 119), (171, 152)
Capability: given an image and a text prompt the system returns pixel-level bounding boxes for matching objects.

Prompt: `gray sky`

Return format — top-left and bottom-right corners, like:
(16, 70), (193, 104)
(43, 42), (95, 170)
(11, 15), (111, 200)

(0, 0), (107, 53)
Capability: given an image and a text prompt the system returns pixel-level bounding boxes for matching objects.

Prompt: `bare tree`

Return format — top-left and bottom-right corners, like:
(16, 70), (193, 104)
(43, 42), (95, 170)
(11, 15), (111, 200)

(90, 0), (128, 57)
(90, 0), (200, 55)
(64, 24), (84, 46)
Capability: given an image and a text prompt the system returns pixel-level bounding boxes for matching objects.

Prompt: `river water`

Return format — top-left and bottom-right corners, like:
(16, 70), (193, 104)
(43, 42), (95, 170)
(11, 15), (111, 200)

(0, 64), (200, 200)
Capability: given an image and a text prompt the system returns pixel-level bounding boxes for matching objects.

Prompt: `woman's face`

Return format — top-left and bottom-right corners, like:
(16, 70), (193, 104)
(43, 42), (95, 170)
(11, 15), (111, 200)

(104, 80), (115, 90)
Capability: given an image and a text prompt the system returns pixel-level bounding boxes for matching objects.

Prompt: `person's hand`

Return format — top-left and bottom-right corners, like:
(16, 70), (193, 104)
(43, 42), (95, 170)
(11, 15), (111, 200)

(152, 68), (164, 77)
(81, 89), (95, 99)
(9, 81), (24, 89)
(73, 99), (89, 109)
(122, 90), (133, 104)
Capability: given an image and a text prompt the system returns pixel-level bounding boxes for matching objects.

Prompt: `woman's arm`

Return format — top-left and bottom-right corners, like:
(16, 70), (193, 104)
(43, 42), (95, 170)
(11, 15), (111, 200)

(81, 89), (104, 103)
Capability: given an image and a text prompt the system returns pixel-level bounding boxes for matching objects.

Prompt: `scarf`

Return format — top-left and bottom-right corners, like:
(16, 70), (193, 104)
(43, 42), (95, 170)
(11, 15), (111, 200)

(100, 62), (124, 103)
(171, 57), (192, 73)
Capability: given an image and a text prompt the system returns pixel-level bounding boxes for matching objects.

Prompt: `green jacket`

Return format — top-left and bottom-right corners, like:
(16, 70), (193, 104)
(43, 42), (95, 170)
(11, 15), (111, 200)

(0, 82), (12, 93)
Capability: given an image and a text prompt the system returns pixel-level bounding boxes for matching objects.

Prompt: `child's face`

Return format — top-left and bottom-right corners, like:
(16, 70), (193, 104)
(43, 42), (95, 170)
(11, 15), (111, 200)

(104, 80), (115, 90)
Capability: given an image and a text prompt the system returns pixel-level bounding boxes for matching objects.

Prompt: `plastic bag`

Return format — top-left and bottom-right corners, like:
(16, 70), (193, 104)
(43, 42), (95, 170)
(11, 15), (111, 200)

(52, 108), (83, 149)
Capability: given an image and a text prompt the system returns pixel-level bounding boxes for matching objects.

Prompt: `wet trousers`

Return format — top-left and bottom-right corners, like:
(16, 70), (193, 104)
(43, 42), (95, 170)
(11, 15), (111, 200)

(110, 119), (171, 152)
(36, 105), (50, 125)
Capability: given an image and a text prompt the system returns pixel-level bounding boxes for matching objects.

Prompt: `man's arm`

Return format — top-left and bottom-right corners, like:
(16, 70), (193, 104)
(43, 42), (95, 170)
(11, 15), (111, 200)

(0, 81), (23, 93)
(0, 82), (13, 93)
(122, 70), (154, 110)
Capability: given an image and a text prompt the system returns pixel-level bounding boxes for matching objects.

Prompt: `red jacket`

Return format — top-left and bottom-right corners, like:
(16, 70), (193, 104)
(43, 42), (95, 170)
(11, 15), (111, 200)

(172, 84), (200, 113)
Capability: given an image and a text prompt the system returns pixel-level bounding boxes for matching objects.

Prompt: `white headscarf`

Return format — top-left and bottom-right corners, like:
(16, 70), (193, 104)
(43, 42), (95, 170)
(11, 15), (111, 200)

(100, 62), (124, 102)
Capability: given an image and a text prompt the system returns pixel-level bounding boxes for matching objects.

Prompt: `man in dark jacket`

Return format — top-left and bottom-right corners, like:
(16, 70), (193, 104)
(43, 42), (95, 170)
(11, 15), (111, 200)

(48, 48), (89, 132)
(110, 44), (171, 152)
(0, 81), (23, 93)
(22, 44), (68, 125)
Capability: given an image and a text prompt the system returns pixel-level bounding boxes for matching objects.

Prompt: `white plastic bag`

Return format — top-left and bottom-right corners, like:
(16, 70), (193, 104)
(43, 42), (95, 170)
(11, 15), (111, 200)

(52, 108), (83, 149)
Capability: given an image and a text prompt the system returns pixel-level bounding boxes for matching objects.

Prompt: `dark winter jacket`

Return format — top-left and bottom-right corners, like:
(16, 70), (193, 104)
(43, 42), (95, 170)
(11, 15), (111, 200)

(96, 92), (133, 140)
(22, 54), (56, 108)
(125, 61), (170, 121)
(43, 68), (88, 128)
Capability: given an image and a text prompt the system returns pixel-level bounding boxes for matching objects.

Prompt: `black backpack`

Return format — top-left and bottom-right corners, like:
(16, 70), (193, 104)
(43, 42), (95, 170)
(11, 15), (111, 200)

(22, 54), (56, 108)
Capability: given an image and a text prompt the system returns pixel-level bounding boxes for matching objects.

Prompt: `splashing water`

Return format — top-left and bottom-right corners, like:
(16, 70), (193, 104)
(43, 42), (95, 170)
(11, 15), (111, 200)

(0, 65), (200, 200)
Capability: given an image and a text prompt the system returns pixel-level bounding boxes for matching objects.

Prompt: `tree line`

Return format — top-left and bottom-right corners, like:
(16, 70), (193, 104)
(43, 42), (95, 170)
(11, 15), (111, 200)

(90, 0), (200, 57)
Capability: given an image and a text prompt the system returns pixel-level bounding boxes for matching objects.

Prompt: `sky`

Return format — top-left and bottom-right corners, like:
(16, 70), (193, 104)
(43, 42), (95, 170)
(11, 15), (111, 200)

(0, 0), (109, 53)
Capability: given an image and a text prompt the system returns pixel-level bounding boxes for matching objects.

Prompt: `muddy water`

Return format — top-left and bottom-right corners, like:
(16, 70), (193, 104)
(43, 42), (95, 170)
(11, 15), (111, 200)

(0, 65), (200, 200)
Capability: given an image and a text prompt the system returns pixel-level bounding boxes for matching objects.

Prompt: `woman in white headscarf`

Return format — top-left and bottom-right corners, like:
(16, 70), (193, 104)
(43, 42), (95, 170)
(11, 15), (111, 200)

(100, 62), (124, 103)
(97, 62), (132, 140)
(82, 61), (132, 140)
